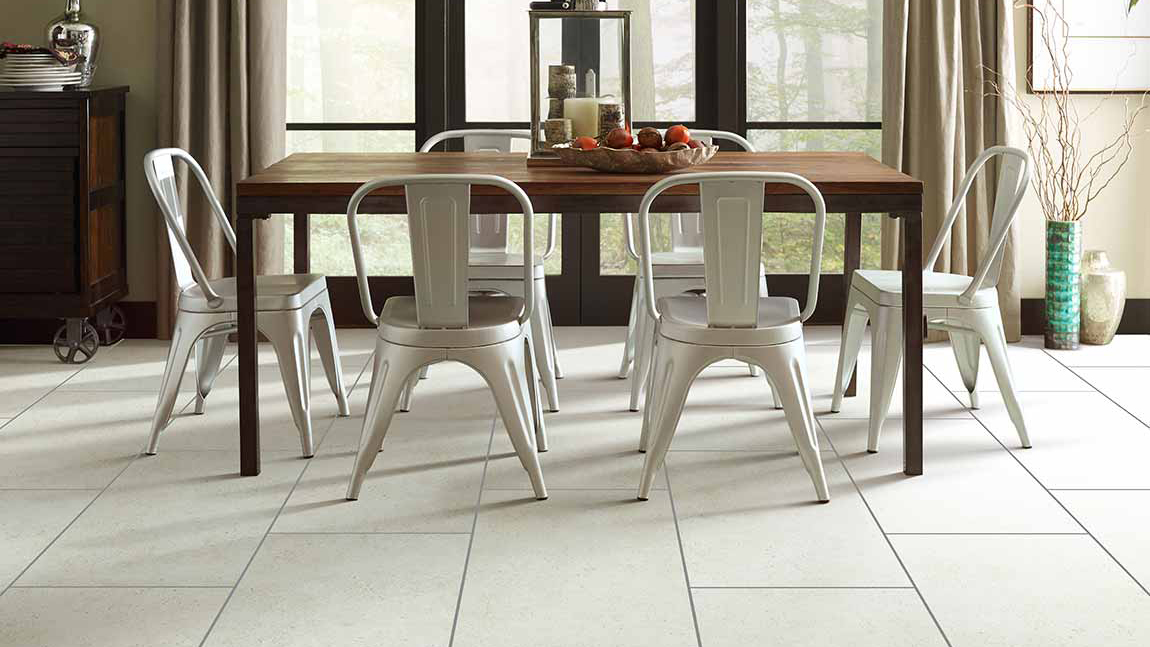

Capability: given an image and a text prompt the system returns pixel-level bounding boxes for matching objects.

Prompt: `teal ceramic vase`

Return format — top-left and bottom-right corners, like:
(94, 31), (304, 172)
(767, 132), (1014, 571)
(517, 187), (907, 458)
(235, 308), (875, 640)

(1045, 220), (1082, 350)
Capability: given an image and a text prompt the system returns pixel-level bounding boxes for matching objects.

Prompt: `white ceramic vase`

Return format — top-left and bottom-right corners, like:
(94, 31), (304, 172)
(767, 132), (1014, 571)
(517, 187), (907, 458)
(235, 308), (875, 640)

(1080, 250), (1126, 345)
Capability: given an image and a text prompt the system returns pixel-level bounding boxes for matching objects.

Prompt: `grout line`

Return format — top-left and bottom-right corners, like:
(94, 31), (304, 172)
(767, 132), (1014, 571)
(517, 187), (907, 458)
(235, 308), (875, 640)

(1053, 361), (1150, 433)
(926, 361), (1150, 599)
(885, 532), (1088, 536)
(690, 585), (917, 590)
(447, 415), (499, 647)
(1049, 488), (1150, 491)
(193, 351), (368, 647)
(0, 488), (104, 492)
(814, 414), (955, 647)
(269, 531), (473, 536)
(8, 585), (233, 590)
(663, 462), (705, 647)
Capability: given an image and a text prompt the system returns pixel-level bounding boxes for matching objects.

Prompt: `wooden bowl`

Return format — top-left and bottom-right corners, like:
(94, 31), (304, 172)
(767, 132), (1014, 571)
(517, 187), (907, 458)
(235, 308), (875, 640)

(551, 143), (718, 174)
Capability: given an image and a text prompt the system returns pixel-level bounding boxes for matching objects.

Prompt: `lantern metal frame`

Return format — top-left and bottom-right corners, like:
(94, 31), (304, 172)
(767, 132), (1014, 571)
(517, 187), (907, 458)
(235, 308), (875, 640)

(529, 9), (632, 163)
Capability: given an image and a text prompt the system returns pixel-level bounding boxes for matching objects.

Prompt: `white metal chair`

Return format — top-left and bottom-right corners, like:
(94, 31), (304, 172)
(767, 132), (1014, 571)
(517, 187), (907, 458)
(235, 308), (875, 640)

(344, 174), (548, 501)
(831, 146), (1032, 453)
(401, 130), (562, 413)
(634, 171), (830, 503)
(620, 130), (777, 412)
(143, 148), (350, 458)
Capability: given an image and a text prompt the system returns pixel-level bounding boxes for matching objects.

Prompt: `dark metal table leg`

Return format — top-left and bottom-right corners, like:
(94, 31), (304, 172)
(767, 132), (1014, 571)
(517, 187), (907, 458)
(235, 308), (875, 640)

(844, 212), (861, 397)
(901, 212), (923, 476)
(237, 217), (260, 476)
(293, 213), (309, 274)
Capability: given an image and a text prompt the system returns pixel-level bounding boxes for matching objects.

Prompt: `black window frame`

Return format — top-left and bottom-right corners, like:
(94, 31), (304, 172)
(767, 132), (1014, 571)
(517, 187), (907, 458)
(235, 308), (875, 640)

(284, 0), (882, 325)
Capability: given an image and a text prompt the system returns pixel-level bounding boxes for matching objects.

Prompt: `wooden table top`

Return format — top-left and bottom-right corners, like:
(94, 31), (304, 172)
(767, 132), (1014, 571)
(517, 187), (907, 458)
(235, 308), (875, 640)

(238, 151), (923, 198)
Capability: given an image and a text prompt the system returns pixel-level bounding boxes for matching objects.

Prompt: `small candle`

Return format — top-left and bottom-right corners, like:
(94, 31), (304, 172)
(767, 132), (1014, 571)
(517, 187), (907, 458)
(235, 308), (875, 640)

(544, 118), (572, 145)
(563, 97), (601, 139)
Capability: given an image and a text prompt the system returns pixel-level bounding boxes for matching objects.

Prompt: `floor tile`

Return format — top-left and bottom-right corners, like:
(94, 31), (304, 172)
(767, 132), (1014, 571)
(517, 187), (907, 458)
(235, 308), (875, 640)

(694, 588), (945, 647)
(57, 340), (226, 393)
(0, 490), (99, 588)
(1055, 491), (1150, 592)
(274, 419), (491, 534)
(452, 489), (697, 647)
(972, 391), (1150, 488)
(926, 336), (1091, 392)
(203, 534), (467, 647)
(1069, 367), (1150, 427)
(1046, 336), (1150, 367)
(821, 418), (1080, 533)
(0, 587), (228, 647)
(0, 345), (84, 417)
(668, 451), (907, 587)
(0, 391), (154, 488)
(18, 452), (305, 587)
(893, 534), (1150, 647)
(805, 345), (971, 420)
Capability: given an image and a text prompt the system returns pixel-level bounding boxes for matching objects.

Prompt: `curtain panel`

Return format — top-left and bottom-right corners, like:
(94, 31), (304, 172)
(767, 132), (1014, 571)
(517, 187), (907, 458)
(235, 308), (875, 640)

(881, 0), (1022, 340)
(155, 0), (287, 337)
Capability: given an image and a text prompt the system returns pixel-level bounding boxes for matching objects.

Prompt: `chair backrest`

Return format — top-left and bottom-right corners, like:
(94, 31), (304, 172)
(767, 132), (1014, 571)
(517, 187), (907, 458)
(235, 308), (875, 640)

(923, 146), (1030, 305)
(637, 172), (827, 327)
(143, 148), (237, 308)
(346, 174), (536, 329)
(623, 129), (757, 260)
(420, 129), (549, 256)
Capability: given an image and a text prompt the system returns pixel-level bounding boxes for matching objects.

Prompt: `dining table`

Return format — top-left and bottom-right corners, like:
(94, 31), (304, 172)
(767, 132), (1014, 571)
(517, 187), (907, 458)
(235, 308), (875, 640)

(235, 151), (925, 477)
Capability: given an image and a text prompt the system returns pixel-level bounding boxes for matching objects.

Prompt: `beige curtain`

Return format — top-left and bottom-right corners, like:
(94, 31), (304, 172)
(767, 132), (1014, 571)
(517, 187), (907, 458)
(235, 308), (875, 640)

(155, 0), (286, 338)
(881, 0), (1022, 340)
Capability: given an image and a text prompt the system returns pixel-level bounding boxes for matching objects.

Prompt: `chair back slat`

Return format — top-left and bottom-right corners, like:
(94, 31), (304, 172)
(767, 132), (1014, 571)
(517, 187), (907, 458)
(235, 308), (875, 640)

(977, 151), (1028, 291)
(669, 130), (756, 253)
(143, 148), (238, 308)
(700, 180), (767, 327)
(406, 184), (472, 328)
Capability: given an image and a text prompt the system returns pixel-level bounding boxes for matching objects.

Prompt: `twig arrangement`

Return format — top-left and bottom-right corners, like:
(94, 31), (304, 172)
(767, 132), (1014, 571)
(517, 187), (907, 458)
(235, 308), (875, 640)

(986, 2), (1148, 222)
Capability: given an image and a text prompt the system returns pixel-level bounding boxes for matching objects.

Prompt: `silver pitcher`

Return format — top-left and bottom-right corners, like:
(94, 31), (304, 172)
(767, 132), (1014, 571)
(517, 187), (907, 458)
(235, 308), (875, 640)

(46, 0), (100, 87)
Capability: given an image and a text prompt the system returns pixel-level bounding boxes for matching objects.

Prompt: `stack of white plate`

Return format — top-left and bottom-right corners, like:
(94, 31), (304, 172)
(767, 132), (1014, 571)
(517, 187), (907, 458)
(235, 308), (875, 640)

(0, 53), (82, 90)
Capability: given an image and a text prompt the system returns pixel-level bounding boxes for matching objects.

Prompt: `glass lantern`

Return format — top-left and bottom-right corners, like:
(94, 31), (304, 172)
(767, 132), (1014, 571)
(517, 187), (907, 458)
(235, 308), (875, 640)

(528, 8), (632, 164)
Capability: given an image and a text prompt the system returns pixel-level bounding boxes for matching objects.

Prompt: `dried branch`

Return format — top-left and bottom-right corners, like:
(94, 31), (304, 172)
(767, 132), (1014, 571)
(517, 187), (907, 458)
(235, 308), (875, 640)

(984, 3), (1149, 221)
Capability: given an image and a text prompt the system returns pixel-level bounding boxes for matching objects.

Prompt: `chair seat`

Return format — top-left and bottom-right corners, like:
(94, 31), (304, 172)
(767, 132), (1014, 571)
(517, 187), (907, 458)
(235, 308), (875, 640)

(852, 270), (999, 308)
(657, 295), (803, 347)
(377, 295), (524, 348)
(179, 274), (328, 313)
(468, 252), (545, 280)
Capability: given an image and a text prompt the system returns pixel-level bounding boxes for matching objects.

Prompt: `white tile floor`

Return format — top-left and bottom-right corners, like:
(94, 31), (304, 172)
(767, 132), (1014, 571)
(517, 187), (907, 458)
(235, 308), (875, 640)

(1, 327), (1149, 646)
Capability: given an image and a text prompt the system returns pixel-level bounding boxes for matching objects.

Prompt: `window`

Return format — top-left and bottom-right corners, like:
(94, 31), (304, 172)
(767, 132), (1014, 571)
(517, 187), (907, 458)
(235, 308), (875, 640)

(746, 0), (884, 272)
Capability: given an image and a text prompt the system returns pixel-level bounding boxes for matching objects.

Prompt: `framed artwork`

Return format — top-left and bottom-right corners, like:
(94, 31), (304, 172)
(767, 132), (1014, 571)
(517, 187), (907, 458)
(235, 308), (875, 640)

(1028, 0), (1150, 93)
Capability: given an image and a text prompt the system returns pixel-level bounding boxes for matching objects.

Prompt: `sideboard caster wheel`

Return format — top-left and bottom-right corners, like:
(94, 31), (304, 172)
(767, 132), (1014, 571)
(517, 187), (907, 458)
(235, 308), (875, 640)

(95, 305), (127, 346)
(53, 319), (100, 364)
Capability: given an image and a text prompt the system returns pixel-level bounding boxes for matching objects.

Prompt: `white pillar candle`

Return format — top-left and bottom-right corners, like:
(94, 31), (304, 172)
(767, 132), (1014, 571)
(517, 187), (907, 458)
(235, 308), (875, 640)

(563, 97), (601, 139)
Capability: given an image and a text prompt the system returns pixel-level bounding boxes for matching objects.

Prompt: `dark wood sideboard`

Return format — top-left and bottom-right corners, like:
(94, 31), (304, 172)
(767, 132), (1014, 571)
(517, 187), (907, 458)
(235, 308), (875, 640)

(0, 86), (130, 361)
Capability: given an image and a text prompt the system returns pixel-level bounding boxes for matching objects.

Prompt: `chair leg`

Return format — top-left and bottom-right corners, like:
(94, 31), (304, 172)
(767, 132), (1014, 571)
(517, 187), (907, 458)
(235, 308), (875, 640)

(529, 278), (560, 412)
(972, 311), (1031, 449)
(630, 308), (655, 412)
(311, 294), (351, 417)
(539, 285), (563, 379)
(346, 342), (438, 500)
(637, 338), (713, 500)
(192, 333), (228, 415)
(867, 306), (904, 453)
(638, 323), (663, 453)
(618, 279), (641, 379)
(832, 293), (870, 413)
(263, 310), (316, 458)
(457, 336), (548, 500)
(524, 333), (548, 452)
(398, 372), (419, 412)
(741, 343), (829, 502)
(948, 328), (982, 410)
(146, 314), (204, 455)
